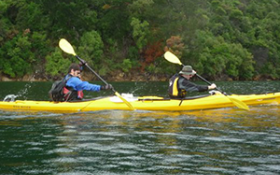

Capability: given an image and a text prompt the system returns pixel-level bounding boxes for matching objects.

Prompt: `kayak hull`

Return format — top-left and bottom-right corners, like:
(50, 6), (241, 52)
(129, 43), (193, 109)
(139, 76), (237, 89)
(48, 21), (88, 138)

(0, 92), (280, 113)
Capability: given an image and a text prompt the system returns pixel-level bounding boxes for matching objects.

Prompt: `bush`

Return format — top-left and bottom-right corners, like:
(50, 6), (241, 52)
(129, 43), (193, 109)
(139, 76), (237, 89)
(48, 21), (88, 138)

(45, 48), (71, 78)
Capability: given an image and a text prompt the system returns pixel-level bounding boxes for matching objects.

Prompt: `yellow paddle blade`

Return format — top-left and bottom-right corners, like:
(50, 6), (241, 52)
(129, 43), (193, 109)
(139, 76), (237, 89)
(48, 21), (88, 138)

(115, 92), (135, 111)
(228, 97), (250, 111)
(59, 38), (77, 56)
(164, 51), (183, 65)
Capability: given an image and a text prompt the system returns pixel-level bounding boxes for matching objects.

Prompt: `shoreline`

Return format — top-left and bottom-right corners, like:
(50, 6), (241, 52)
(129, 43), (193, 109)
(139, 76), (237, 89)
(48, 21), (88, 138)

(0, 73), (277, 82)
(0, 72), (170, 82)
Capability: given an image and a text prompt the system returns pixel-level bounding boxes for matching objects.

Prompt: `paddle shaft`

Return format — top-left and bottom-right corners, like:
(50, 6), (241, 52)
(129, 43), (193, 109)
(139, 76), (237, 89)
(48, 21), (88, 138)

(75, 55), (116, 91)
(163, 51), (249, 110)
(195, 73), (222, 92)
(75, 57), (135, 110)
(59, 38), (134, 110)
(178, 62), (222, 92)
(194, 70), (249, 110)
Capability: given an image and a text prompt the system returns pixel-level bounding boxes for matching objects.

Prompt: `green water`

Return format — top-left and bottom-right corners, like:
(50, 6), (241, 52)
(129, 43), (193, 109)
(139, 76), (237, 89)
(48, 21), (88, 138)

(0, 81), (280, 174)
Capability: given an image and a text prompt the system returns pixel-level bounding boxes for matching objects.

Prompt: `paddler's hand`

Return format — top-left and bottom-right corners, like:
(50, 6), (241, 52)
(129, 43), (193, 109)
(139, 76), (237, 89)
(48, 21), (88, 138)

(208, 83), (216, 90)
(101, 84), (113, 90)
(79, 61), (87, 72)
(192, 70), (197, 74)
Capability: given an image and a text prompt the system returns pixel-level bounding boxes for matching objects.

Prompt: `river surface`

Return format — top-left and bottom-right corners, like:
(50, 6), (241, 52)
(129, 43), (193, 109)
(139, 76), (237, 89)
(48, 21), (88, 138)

(0, 81), (280, 174)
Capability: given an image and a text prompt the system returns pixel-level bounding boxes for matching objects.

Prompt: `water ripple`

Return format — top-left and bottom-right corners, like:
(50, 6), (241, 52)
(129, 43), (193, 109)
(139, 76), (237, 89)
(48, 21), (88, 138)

(1, 103), (280, 174)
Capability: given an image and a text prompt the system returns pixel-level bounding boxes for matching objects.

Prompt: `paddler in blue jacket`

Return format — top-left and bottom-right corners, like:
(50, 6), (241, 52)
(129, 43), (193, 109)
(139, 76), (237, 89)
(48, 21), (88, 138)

(169, 65), (216, 99)
(63, 63), (112, 101)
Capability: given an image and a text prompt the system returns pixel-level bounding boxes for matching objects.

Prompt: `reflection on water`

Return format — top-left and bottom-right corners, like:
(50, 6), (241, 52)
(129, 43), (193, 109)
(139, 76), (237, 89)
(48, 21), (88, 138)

(1, 105), (280, 174)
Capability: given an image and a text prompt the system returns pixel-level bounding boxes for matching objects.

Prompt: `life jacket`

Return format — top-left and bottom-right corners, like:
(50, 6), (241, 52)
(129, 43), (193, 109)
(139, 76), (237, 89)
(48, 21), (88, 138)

(168, 74), (186, 99)
(63, 74), (84, 101)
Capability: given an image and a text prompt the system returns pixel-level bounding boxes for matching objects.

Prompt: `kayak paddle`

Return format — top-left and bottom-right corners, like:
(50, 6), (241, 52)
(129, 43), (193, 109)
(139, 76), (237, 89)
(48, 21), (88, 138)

(164, 51), (250, 111)
(59, 38), (135, 111)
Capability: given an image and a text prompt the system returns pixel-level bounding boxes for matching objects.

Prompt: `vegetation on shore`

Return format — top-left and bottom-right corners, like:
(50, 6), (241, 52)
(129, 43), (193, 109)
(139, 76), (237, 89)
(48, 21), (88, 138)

(1, 0), (280, 81)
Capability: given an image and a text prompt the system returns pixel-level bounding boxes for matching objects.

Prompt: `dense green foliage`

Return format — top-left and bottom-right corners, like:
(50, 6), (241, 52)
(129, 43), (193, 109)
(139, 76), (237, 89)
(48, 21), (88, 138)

(1, 0), (280, 80)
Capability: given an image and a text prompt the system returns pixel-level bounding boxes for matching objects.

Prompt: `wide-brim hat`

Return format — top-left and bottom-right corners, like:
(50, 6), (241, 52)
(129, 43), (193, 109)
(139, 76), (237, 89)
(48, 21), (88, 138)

(179, 65), (194, 75)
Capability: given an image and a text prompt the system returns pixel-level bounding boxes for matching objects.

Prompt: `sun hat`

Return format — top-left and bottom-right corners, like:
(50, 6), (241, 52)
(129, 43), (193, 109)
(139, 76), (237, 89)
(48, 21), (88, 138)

(179, 65), (195, 75)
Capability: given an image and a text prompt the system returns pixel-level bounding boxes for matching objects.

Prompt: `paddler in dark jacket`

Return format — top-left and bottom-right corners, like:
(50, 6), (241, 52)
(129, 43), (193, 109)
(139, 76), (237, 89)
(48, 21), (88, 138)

(169, 65), (216, 99)
(64, 63), (112, 101)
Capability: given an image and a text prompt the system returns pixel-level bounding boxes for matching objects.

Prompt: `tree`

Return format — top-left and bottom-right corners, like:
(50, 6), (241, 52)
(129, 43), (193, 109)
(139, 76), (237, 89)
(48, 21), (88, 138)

(77, 31), (104, 72)
(0, 33), (34, 78)
(45, 47), (71, 78)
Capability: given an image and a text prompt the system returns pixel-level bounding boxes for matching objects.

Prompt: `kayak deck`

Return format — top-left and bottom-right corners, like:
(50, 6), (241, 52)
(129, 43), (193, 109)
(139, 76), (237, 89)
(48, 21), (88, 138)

(0, 92), (280, 113)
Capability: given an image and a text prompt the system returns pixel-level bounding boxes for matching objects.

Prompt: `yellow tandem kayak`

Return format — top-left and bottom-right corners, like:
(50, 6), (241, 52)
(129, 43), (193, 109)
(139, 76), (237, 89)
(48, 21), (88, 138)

(0, 92), (280, 113)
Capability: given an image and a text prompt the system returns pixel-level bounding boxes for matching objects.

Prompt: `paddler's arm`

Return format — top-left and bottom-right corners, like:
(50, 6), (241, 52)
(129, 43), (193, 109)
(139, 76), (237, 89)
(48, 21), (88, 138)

(66, 77), (101, 91)
(179, 78), (209, 92)
(67, 77), (112, 91)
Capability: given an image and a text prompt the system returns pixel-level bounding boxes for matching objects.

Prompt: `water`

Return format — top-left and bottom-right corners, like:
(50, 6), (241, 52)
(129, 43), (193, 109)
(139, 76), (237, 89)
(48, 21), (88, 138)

(0, 81), (280, 174)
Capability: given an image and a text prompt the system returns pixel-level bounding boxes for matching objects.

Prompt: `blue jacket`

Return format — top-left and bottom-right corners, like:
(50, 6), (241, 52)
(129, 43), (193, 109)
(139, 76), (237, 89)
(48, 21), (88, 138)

(65, 74), (101, 92)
